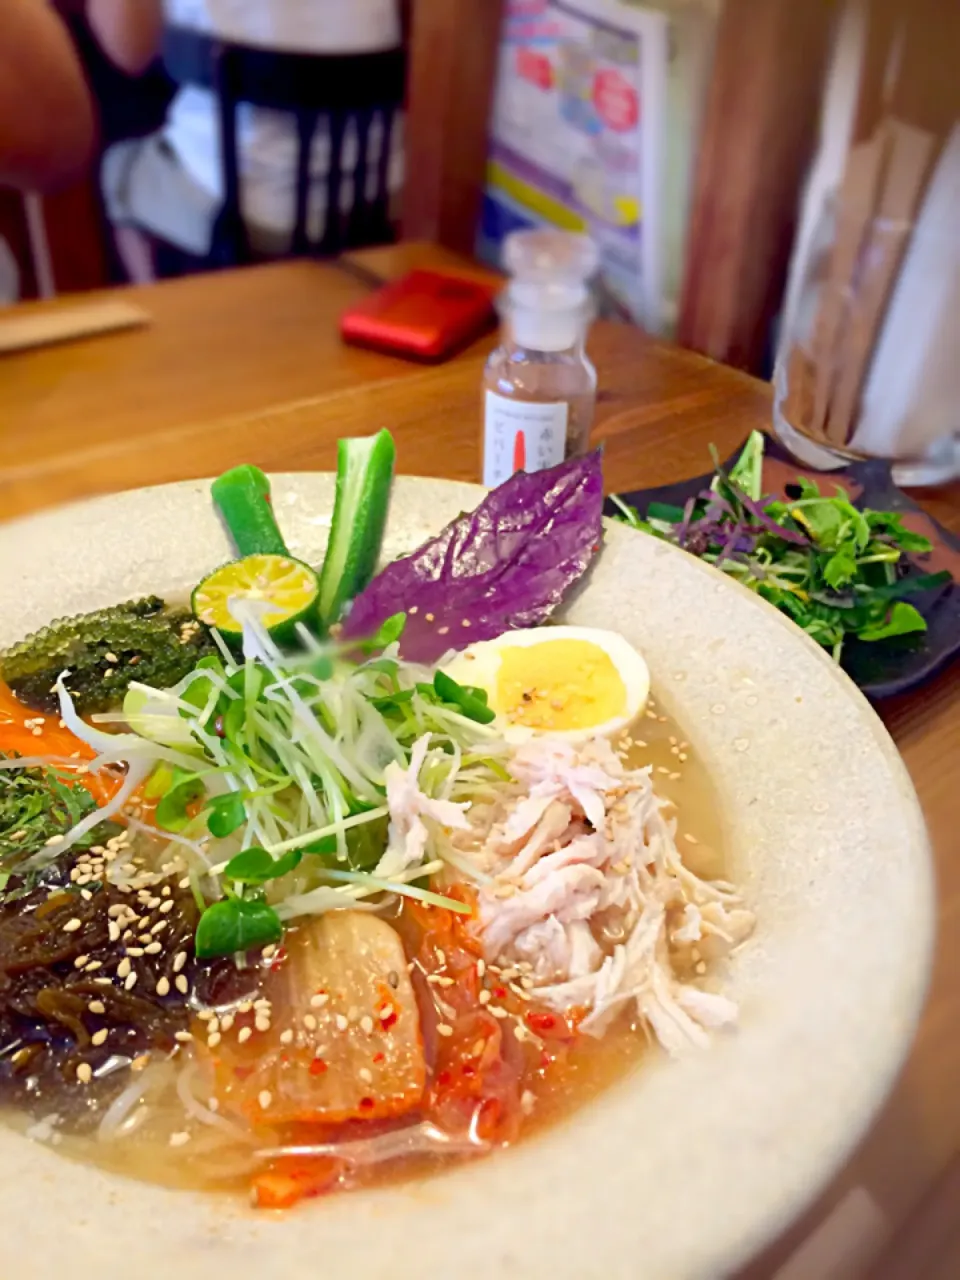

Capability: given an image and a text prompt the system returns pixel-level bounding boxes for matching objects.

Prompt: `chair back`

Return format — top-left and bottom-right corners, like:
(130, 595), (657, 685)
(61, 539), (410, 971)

(163, 28), (405, 265)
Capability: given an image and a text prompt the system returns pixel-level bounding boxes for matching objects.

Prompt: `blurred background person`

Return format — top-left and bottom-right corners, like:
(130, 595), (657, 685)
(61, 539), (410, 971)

(87, 0), (405, 282)
(0, 0), (96, 303)
(0, 0), (95, 192)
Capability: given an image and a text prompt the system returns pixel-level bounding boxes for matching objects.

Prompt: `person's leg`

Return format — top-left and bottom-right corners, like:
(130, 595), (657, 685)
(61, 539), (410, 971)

(113, 224), (156, 283)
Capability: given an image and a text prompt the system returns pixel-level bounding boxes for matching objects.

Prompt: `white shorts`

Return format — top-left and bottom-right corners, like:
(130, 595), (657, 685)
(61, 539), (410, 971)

(101, 134), (291, 257)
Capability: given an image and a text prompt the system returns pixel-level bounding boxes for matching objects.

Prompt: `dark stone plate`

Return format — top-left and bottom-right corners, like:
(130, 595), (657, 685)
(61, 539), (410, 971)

(604, 437), (960, 700)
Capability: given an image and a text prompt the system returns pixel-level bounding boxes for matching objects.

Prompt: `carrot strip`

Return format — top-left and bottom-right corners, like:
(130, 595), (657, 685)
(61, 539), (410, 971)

(251, 1158), (342, 1209)
(0, 681), (119, 806)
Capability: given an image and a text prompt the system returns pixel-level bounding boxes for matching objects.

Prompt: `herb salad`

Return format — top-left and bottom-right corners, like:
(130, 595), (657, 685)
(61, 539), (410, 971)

(611, 432), (952, 662)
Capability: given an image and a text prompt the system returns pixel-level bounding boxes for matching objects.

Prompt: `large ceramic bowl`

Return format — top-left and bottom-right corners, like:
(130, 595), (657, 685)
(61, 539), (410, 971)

(0, 476), (935, 1280)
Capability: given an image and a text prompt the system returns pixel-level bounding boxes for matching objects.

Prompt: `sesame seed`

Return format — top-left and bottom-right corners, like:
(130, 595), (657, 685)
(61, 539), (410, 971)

(360, 1015), (374, 1035)
(253, 998), (271, 1011)
(104, 652), (119, 664)
(144, 942), (162, 955)
(124, 971), (138, 991)
(169, 1131), (190, 1148)
(434, 976), (454, 987)
(261, 944), (277, 959)
(255, 1016), (271, 1033)
(62, 918), (82, 933)
(695, 961), (707, 976)
(436, 1024), (453, 1037)
(310, 993), (329, 1008)
(207, 1017), (219, 1033)
(237, 1027), (253, 1044)
(74, 955), (90, 969)
(513, 1024), (531, 1042)
(108, 922), (120, 943)
(85, 960), (102, 972)
(91, 1029), (108, 1047)
(436, 949), (446, 966)
(116, 958), (131, 979)
(159, 900), (174, 915)
(173, 951), (187, 973)
(478, 990), (491, 1005)
(208, 1098), (219, 1113)
(126, 947), (144, 957)
(678, 752), (688, 763)
(156, 977), (170, 997)
(151, 921), (167, 935)
(358, 1068), (373, 1084)
(279, 1029), (294, 1045)
(178, 877), (191, 889)
(80, 889), (92, 902)
(408, 606), (418, 615)
(335, 1014), (349, 1032)
(489, 1006), (508, 1019)
(175, 975), (189, 995)
(258, 1091), (272, 1111)
(207, 1032), (222, 1048)
(683, 833), (698, 845)
(303, 1014), (318, 1031)
(476, 959), (485, 977)
(461, 619), (471, 628)
(219, 1013), (234, 1032)
(237, 1001), (253, 1014)
(76, 1063), (93, 1084)
(425, 612), (435, 622)
(175, 1031), (193, 1043)
(437, 626), (449, 636)
(88, 1000), (105, 1014)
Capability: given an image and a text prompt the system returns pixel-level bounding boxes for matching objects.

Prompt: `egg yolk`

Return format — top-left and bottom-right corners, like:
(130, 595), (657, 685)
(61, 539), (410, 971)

(495, 639), (627, 732)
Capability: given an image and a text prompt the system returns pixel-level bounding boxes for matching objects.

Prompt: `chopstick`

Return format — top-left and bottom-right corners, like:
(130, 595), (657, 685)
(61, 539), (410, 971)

(0, 300), (150, 355)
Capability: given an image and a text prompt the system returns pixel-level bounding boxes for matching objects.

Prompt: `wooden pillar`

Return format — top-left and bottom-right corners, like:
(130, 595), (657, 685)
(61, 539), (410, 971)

(678, 0), (834, 373)
(401, 0), (504, 256)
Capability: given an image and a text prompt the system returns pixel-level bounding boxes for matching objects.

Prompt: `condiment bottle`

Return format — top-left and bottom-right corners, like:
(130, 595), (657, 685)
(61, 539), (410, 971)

(482, 229), (599, 487)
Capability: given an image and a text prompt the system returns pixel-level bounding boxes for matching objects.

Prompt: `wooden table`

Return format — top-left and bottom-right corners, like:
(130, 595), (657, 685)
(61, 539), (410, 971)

(1, 244), (958, 1278)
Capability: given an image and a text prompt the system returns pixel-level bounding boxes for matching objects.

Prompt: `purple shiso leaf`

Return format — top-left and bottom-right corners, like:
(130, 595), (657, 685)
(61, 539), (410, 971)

(713, 519), (745, 568)
(676, 495), (698, 549)
(343, 452), (605, 663)
(736, 490), (809, 545)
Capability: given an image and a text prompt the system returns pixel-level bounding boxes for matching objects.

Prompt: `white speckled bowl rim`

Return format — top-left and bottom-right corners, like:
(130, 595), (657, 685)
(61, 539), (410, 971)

(0, 476), (935, 1280)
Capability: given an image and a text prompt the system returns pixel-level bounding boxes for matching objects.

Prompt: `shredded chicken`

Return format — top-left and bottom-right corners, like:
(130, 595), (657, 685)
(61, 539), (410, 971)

(462, 737), (755, 1055)
(376, 735), (471, 878)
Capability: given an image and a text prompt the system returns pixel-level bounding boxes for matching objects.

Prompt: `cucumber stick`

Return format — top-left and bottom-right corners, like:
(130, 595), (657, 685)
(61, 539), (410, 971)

(318, 430), (396, 627)
(211, 465), (289, 557)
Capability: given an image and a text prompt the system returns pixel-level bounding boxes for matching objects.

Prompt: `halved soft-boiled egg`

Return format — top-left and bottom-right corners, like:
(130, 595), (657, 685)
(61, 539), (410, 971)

(441, 625), (650, 744)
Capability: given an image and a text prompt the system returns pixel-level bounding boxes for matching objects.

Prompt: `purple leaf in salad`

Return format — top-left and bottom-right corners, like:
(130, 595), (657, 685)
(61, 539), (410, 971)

(736, 490), (809, 545)
(343, 452), (605, 663)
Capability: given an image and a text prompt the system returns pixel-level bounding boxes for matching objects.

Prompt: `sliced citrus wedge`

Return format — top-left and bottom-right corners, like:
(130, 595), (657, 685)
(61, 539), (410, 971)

(191, 554), (320, 641)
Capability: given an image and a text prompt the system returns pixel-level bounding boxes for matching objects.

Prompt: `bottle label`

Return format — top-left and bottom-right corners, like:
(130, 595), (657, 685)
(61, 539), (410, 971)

(483, 392), (569, 487)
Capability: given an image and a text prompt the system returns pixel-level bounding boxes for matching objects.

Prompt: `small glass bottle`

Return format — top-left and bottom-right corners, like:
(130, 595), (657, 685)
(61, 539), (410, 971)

(482, 229), (599, 487)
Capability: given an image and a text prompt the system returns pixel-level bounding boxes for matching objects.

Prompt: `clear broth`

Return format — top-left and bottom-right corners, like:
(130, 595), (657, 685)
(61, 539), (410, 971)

(3, 695), (729, 1201)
